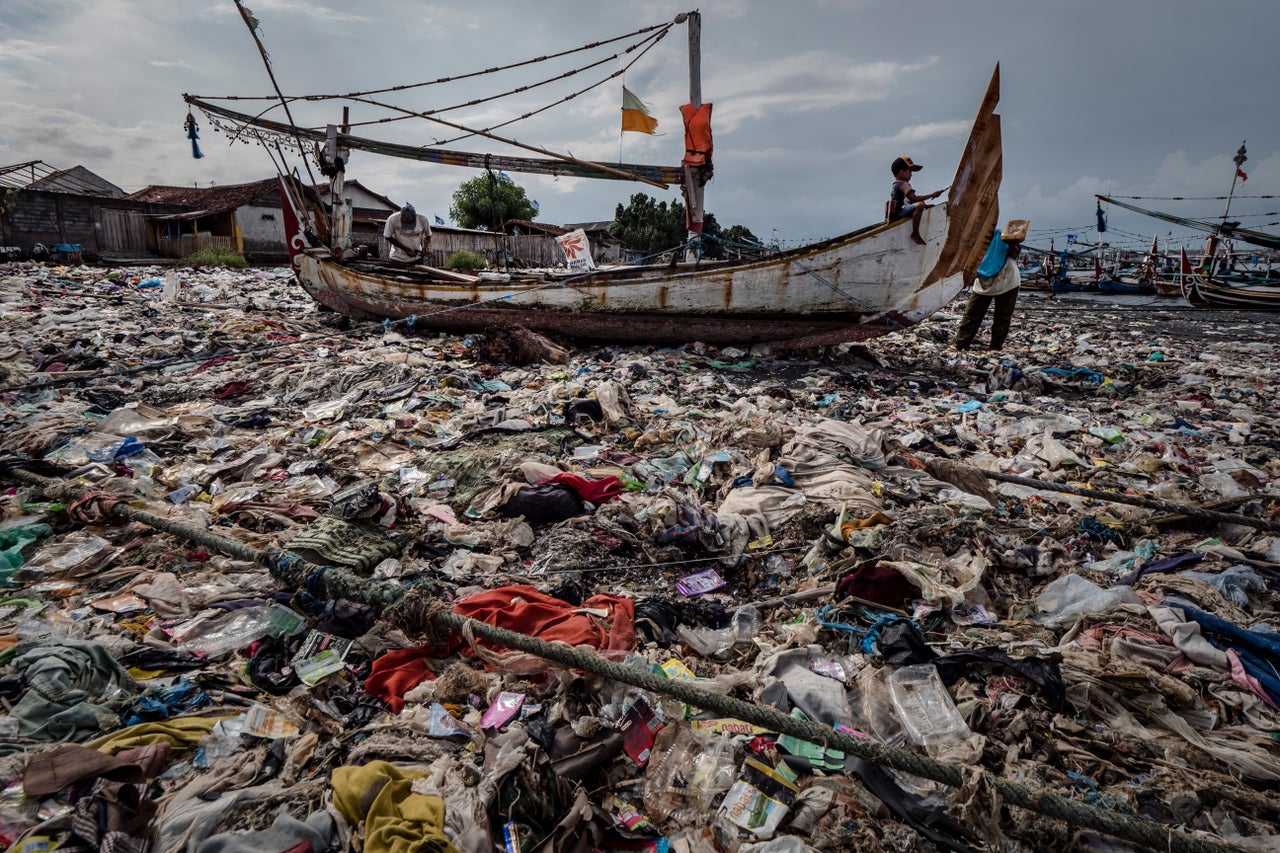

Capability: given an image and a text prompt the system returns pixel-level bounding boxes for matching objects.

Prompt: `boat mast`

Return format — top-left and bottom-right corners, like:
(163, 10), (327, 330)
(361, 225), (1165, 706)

(683, 10), (703, 262)
(1222, 141), (1247, 224)
(1210, 141), (1247, 273)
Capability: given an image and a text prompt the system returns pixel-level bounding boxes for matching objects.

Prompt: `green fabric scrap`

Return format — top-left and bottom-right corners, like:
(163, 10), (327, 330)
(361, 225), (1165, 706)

(284, 515), (400, 574)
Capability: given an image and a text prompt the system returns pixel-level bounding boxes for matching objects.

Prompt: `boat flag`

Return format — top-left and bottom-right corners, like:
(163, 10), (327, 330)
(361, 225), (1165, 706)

(1066, 234), (1076, 245)
(621, 87), (659, 134)
(434, 215), (444, 226)
(1237, 167), (1248, 183)
(1234, 141), (1248, 182)
(531, 199), (540, 211)
(1096, 203), (1107, 233)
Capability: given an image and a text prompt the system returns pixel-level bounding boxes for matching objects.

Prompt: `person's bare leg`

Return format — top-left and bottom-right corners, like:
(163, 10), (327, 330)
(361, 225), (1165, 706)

(910, 206), (926, 244)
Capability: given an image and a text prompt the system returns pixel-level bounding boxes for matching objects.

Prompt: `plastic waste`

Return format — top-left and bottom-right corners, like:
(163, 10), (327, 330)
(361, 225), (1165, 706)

(887, 664), (972, 749)
(1035, 573), (1142, 627)
(677, 606), (763, 657)
(643, 723), (738, 823)
(1199, 471), (1249, 499)
(172, 603), (300, 658)
(13, 530), (118, 580)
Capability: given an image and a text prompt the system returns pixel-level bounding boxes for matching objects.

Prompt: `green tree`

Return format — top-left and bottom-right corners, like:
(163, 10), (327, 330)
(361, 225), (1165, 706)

(720, 224), (760, 247)
(450, 173), (538, 230)
(611, 193), (760, 260)
(612, 193), (689, 257)
(708, 223), (765, 260)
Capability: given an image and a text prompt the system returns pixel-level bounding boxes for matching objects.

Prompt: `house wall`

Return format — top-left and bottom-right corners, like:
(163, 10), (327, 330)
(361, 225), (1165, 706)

(0, 189), (102, 253)
(235, 203), (287, 255)
(0, 190), (184, 258)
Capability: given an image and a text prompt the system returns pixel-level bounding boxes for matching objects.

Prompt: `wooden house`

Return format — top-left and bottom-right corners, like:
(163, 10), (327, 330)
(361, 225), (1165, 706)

(128, 178), (300, 261)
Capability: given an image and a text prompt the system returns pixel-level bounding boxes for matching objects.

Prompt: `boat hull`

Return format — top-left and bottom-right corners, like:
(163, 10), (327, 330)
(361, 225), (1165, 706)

(1098, 277), (1155, 295)
(297, 211), (967, 348)
(1192, 277), (1280, 309)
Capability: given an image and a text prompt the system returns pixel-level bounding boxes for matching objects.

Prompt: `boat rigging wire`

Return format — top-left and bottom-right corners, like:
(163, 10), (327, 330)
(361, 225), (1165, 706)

(200, 21), (675, 104)
(230, 0), (317, 189)
(1097, 195), (1280, 251)
(298, 29), (670, 149)
(188, 97), (677, 187)
(200, 26), (671, 146)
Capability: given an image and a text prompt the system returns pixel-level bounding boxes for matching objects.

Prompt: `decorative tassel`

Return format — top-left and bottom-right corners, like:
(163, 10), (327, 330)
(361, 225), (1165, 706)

(184, 111), (205, 160)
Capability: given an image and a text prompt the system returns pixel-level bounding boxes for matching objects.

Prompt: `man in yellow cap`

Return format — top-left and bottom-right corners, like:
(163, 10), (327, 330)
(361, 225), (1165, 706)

(954, 219), (1028, 352)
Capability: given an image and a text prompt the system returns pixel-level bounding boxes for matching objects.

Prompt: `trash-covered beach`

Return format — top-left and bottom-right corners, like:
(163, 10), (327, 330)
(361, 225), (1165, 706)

(2, 262), (1279, 853)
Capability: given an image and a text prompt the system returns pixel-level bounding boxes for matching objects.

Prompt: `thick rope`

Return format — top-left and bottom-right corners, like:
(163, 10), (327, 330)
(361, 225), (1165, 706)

(3, 467), (1250, 853)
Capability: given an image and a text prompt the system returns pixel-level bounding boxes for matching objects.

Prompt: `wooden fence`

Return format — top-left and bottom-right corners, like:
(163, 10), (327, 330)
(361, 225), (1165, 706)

(156, 233), (235, 259)
(376, 230), (623, 269)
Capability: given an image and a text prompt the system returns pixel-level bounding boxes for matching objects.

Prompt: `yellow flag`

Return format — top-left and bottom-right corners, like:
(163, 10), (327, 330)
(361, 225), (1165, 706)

(621, 86), (658, 134)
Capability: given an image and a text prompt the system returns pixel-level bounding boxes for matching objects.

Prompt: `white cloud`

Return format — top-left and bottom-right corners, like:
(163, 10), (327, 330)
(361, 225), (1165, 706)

(0, 39), (58, 65)
(851, 120), (972, 156)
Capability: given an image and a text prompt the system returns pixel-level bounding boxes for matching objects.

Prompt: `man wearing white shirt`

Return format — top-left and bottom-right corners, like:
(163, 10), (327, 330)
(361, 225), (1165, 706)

(383, 204), (432, 263)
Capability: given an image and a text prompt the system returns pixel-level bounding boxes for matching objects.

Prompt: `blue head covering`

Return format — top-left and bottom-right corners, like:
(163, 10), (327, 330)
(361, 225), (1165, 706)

(975, 228), (1009, 279)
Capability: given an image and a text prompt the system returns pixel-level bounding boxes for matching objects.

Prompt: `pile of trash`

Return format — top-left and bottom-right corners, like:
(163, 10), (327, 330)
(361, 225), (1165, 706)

(0, 261), (1277, 853)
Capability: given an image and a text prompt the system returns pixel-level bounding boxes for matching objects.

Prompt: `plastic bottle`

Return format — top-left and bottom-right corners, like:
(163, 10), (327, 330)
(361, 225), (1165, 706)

(886, 664), (971, 749)
(676, 606), (762, 657)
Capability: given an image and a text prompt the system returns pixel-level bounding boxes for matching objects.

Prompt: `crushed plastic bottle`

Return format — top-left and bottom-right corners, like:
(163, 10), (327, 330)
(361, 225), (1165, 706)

(887, 664), (972, 750)
(677, 606), (763, 657)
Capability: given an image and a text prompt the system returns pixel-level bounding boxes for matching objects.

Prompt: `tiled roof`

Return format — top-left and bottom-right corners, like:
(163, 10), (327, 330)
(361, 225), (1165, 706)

(126, 177), (280, 215)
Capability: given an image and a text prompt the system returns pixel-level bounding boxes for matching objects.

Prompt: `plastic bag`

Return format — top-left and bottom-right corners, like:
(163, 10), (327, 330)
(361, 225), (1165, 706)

(1035, 574), (1141, 627)
(643, 723), (739, 824)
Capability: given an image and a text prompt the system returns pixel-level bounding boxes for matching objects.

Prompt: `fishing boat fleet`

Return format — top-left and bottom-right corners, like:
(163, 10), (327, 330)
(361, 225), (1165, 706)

(1019, 234), (1279, 305)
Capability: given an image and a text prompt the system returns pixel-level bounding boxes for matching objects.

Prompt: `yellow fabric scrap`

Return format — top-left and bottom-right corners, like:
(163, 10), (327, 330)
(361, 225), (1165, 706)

(85, 716), (231, 754)
(331, 761), (458, 853)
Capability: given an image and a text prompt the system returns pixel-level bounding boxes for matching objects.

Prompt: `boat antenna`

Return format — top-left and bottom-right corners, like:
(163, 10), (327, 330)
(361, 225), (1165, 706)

(232, 0), (318, 189)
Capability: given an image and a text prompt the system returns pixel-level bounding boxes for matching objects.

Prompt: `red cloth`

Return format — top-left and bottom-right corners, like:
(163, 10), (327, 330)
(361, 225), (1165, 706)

(452, 585), (635, 657)
(548, 472), (624, 504)
(364, 647), (438, 714)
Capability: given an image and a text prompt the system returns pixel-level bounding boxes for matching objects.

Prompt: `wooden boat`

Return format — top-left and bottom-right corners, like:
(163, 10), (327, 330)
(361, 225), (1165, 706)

(1050, 277), (1099, 294)
(272, 70), (1002, 348)
(1098, 171), (1280, 309)
(1178, 248), (1280, 309)
(1097, 276), (1155, 295)
(194, 12), (1001, 347)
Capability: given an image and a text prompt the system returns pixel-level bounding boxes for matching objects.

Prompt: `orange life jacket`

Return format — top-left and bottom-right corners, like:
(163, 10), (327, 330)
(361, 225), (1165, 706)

(680, 103), (713, 168)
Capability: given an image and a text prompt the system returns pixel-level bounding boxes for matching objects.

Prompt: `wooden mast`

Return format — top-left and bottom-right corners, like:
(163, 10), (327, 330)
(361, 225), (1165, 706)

(683, 10), (703, 261)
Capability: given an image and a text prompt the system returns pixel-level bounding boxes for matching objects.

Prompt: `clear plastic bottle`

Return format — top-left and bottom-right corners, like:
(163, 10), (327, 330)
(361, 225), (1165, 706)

(887, 664), (971, 748)
(677, 606), (763, 657)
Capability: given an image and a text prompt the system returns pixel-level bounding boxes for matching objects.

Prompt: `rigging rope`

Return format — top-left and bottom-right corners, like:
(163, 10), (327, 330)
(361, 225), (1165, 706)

(0, 465), (1249, 853)
(313, 29), (670, 149)
(191, 22), (672, 148)
(1096, 196), (1280, 251)
(198, 21), (675, 104)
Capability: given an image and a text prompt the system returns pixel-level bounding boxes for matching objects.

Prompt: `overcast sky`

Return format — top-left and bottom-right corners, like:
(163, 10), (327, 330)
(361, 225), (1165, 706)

(2, 0), (1277, 255)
